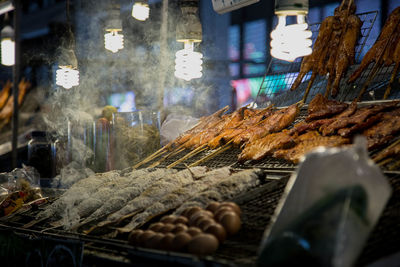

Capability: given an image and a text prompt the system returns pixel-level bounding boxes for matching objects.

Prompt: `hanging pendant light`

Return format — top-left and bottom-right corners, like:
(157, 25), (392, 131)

(132, 0), (150, 21)
(56, 0), (80, 89)
(175, 0), (203, 81)
(270, 0), (312, 62)
(56, 48), (79, 90)
(105, 3), (124, 53)
(1, 25), (14, 66)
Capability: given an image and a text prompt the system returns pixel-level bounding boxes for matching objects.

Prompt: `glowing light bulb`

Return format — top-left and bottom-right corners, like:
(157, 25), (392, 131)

(132, 2), (150, 21)
(174, 41), (203, 81)
(1, 37), (14, 66)
(270, 14), (312, 62)
(104, 30), (124, 53)
(56, 66), (79, 89)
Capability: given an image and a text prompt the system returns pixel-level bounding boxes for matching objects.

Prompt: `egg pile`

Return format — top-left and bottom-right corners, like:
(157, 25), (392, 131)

(128, 201), (242, 255)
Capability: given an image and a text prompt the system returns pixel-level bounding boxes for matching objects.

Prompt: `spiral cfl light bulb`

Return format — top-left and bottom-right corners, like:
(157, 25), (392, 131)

(104, 30), (124, 53)
(56, 66), (79, 89)
(270, 14), (312, 62)
(174, 42), (203, 81)
(1, 38), (14, 66)
(132, 2), (150, 21)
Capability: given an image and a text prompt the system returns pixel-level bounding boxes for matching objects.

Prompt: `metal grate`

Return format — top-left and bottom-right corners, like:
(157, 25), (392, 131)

(254, 11), (380, 107)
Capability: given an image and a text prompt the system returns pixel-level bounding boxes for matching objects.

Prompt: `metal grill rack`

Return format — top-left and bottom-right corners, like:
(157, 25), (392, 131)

(253, 11), (393, 107)
(144, 103), (400, 174)
(2, 173), (400, 266)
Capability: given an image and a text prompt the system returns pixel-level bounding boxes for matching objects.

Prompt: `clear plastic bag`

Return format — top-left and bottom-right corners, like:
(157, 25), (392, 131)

(160, 114), (199, 146)
(258, 137), (392, 267)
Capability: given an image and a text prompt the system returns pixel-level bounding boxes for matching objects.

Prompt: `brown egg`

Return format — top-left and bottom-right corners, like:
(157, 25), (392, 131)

(214, 207), (235, 222)
(204, 223), (227, 243)
(159, 223), (175, 233)
(186, 227), (202, 237)
(220, 202), (241, 216)
(137, 230), (156, 247)
(189, 211), (214, 226)
(172, 223), (188, 234)
(144, 233), (165, 249)
(148, 222), (165, 232)
(197, 218), (216, 231)
(171, 232), (192, 251)
(160, 215), (177, 224)
(159, 233), (175, 250)
(206, 202), (221, 213)
(220, 212), (241, 236)
(184, 206), (202, 218)
(128, 229), (143, 246)
(187, 234), (219, 255)
(174, 216), (189, 225)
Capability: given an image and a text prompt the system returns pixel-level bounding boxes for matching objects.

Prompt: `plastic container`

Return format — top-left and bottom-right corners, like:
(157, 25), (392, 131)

(112, 110), (161, 169)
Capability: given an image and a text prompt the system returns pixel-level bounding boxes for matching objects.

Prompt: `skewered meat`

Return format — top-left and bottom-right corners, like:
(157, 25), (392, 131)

(373, 142), (400, 162)
(182, 107), (250, 149)
(331, 14), (362, 96)
(337, 113), (383, 137)
(289, 100), (357, 136)
(363, 108), (400, 149)
(291, 0), (359, 97)
(232, 103), (299, 145)
(0, 79), (30, 126)
(348, 7), (400, 83)
(207, 106), (274, 149)
(306, 94), (349, 121)
(238, 131), (295, 162)
(291, 16), (336, 91)
(320, 102), (399, 136)
(168, 106), (228, 148)
(273, 131), (350, 163)
(0, 81), (11, 110)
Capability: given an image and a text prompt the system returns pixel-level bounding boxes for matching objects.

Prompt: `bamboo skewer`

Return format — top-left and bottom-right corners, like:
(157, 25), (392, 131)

(132, 146), (168, 169)
(301, 72), (317, 104)
(147, 146), (186, 168)
(357, 20), (400, 101)
(373, 138), (400, 162)
(383, 62), (400, 99)
(188, 141), (233, 167)
(167, 144), (208, 169)
(377, 157), (393, 167)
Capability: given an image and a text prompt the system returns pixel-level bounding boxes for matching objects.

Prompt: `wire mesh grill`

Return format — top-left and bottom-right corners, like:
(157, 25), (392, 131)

(255, 11), (381, 107)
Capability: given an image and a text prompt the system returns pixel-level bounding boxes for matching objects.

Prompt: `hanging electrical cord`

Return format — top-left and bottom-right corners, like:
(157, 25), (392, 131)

(56, 0), (79, 89)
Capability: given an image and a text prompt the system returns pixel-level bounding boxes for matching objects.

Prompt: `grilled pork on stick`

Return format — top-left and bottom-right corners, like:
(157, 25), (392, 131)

(207, 106), (274, 149)
(289, 100), (357, 136)
(238, 131), (296, 162)
(291, 16), (335, 91)
(273, 131), (350, 163)
(348, 7), (400, 83)
(166, 106), (229, 149)
(363, 108), (400, 150)
(306, 94), (349, 121)
(384, 33), (400, 99)
(232, 103), (299, 145)
(331, 13), (362, 97)
(373, 142), (400, 163)
(0, 81), (11, 110)
(320, 101), (399, 136)
(182, 107), (249, 149)
(0, 79), (30, 126)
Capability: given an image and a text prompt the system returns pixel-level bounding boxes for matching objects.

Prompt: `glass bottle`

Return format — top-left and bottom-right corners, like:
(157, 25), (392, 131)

(27, 131), (53, 179)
